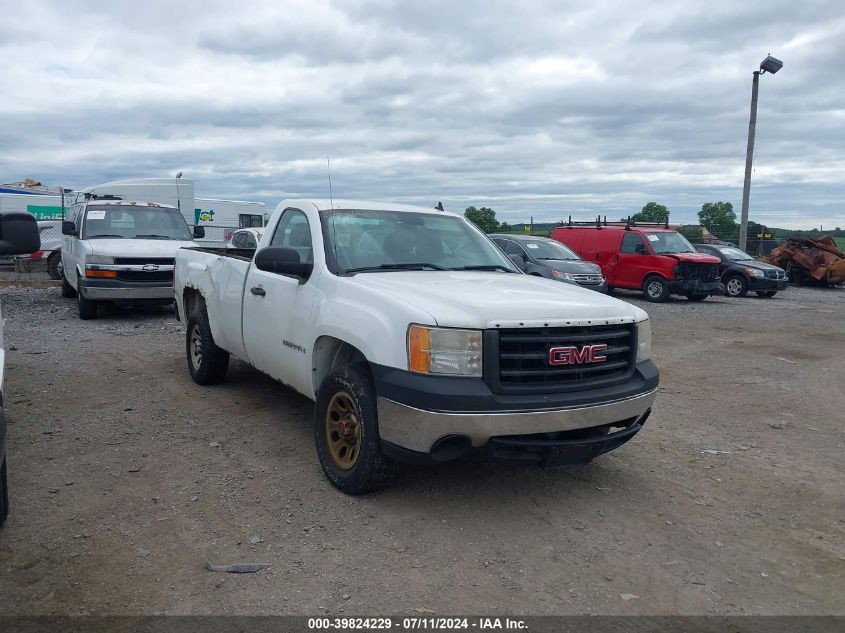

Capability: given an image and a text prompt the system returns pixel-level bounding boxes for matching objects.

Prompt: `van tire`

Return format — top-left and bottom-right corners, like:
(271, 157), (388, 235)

(314, 364), (395, 495)
(186, 307), (230, 385)
(0, 456), (9, 528)
(643, 275), (670, 302)
(47, 252), (63, 280)
(77, 284), (98, 320)
(61, 274), (77, 298)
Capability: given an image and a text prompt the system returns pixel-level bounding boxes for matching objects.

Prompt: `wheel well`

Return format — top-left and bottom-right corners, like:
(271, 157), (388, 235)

(183, 287), (205, 317)
(312, 336), (369, 394)
(642, 273), (668, 287)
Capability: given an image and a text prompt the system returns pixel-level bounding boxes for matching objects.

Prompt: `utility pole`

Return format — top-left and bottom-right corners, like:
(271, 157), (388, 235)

(739, 70), (759, 252)
(739, 55), (782, 251)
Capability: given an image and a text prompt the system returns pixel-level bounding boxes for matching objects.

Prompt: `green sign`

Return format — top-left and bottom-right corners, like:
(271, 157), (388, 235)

(27, 204), (64, 219)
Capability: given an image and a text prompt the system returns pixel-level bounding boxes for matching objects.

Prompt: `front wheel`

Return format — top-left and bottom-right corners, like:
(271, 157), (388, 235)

(77, 283), (98, 320)
(757, 291), (777, 298)
(47, 252), (63, 280)
(61, 273), (77, 298)
(186, 307), (230, 385)
(724, 275), (748, 298)
(314, 364), (395, 495)
(643, 276), (670, 302)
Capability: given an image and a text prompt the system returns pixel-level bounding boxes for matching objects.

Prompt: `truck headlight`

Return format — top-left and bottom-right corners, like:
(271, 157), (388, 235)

(408, 325), (482, 377)
(86, 255), (115, 265)
(745, 268), (764, 278)
(552, 270), (575, 281)
(636, 319), (652, 363)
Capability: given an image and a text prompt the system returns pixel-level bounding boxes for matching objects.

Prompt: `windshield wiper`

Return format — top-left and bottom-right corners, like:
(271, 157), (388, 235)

(449, 264), (515, 272)
(134, 234), (175, 240)
(344, 263), (447, 273)
(87, 234), (125, 239)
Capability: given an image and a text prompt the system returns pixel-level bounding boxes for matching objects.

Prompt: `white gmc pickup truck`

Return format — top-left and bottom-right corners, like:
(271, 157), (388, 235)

(174, 200), (659, 494)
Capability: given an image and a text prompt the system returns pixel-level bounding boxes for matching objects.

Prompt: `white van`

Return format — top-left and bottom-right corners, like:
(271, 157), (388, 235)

(61, 199), (202, 319)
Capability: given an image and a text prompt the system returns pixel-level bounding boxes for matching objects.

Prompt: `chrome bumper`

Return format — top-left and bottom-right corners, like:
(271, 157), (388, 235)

(377, 388), (658, 454)
(82, 285), (175, 300)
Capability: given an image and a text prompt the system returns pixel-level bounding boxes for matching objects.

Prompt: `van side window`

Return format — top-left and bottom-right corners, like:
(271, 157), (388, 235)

(620, 233), (647, 254)
(270, 209), (313, 263)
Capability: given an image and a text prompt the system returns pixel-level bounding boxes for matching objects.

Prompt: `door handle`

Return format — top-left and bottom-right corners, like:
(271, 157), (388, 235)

(250, 286), (266, 297)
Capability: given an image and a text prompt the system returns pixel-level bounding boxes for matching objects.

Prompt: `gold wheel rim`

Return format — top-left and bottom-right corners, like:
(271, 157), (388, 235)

(325, 391), (362, 471)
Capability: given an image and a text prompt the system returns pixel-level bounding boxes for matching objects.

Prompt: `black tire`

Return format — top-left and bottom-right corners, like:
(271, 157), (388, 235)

(686, 293), (708, 301)
(724, 274), (748, 298)
(757, 290), (777, 298)
(643, 275), (670, 302)
(0, 456), (9, 529)
(47, 252), (63, 280)
(314, 364), (395, 495)
(186, 307), (230, 385)
(77, 282), (98, 320)
(61, 273), (77, 298)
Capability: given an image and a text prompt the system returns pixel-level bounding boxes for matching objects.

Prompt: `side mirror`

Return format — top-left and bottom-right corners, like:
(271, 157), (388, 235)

(508, 254), (526, 271)
(0, 213), (40, 255)
(62, 221), (78, 237)
(254, 246), (313, 282)
(193, 225), (205, 239)
(634, 243), (647, 254)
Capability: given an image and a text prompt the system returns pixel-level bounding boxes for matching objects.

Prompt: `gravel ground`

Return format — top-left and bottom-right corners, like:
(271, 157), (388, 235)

(0, 277), (843, 615)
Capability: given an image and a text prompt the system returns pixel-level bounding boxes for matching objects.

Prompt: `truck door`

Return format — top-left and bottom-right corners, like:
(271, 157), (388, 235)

(613, 232), (652, 289)
(242, 208), (318, 396)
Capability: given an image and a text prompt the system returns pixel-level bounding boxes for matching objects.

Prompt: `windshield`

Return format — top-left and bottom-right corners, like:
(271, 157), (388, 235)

(82, 205), (192, 241)
(521, 239), (580, 260)
(644, 231), (697, 254)
(715, 246), (753, 261)
(320, 209), (520, 274)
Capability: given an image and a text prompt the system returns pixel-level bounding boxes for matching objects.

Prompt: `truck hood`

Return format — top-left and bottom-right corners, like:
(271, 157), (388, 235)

(348, 271), (648, 329)
(664, 252), (720, 264)
(84, 239), (196, 258)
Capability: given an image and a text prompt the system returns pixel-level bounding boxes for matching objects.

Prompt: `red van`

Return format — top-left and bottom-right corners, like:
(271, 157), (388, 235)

(550, 221), (725, 302)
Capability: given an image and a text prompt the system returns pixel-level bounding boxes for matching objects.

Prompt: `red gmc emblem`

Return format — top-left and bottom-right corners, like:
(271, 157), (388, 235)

(548, 344), (608, 366)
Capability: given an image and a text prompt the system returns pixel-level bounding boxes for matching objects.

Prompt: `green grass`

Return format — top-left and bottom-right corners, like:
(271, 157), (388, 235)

(833, 237), (845, 251)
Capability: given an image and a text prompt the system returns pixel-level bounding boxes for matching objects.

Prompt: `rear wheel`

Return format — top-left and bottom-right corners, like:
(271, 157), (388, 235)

(186, 307), (229, 384)
(643, 276), (670, 302)
(757, 290), (777, 298)
(77, 281), (98, 320)
(314, 364), (395, 495)
(724, 274), (748, 298)
(47, 252), (63, 280)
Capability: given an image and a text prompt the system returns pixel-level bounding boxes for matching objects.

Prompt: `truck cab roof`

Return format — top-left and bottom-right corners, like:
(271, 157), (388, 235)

(278, 199), (456, 217)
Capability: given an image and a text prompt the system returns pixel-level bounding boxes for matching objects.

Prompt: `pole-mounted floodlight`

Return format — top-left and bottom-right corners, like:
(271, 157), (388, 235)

(759, 55), (783, 75)
(739, 54), (782, 251)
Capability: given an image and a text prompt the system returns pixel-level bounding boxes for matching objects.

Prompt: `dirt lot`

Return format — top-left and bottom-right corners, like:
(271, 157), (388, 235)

(0, 276), (843, 616)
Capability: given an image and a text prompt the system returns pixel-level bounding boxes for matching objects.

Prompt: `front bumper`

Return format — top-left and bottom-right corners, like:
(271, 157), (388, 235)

(748, 277), (788, 291)
(374, 360), (658, 460)
(80, 279), (175, 300)
(668, 279), (725, 296)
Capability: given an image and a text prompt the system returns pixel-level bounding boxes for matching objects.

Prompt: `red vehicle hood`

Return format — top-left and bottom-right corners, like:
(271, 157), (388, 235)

(665, 252), (720, 264)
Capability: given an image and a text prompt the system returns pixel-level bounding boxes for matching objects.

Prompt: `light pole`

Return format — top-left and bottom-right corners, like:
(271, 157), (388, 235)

(739, 54), (782, 251)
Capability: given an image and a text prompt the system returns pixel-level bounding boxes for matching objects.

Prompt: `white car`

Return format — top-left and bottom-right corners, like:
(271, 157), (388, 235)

(61, 200), (202, 319)
(226, 228), (263, 250)
(175, 199), (658, 494)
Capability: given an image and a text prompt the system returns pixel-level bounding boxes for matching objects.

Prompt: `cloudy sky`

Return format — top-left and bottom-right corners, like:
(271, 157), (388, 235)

(2, 0), (844, 228)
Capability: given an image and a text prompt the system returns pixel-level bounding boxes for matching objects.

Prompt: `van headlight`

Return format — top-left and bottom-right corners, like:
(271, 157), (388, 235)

(86, 254), (115, 265)
(636, 319), (652, 363)
(408, 325), (482, 377)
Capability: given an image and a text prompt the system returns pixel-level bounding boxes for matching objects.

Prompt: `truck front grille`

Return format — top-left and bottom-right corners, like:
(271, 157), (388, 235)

(676, 262), (719, 281)
(114, 258), (175, 266)
(486, 324), (636, 394)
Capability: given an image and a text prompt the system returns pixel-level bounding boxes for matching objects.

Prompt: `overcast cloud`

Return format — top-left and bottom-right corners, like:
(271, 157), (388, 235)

(1, 0), (843, 227)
